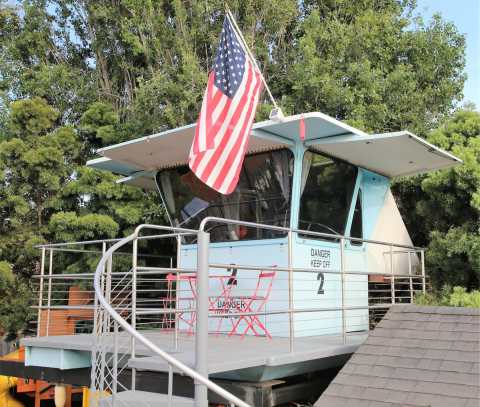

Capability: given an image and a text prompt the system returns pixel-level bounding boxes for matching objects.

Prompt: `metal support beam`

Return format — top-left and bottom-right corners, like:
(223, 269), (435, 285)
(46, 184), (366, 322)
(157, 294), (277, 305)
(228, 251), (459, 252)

(195, 230), (210, 407)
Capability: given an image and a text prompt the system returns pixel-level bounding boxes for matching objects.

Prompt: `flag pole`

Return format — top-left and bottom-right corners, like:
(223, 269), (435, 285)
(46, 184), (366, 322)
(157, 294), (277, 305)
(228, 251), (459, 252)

(225, 7), (284, 120)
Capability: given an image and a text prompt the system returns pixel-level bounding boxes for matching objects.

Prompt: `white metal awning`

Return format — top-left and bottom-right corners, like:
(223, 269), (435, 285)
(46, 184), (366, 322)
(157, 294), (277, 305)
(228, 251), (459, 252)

(87, 112), (367, 174)
(92, 123), (291, 173)
(307, 131), (462, 177)
(86, 112), (462, 189)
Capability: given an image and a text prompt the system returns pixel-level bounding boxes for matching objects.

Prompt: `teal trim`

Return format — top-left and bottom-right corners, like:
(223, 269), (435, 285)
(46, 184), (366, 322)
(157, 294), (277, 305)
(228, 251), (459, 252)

(86, 156), (142, 176)
(25, 346), (91, 370)
(345, 170), (363, 248)
(290, 141), (306, 231)
(359, 169), (390, 240)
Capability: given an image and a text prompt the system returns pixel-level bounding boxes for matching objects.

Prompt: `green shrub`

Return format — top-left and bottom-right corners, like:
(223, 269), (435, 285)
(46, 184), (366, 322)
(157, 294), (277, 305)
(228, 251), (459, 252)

(415, 286), (480, 308)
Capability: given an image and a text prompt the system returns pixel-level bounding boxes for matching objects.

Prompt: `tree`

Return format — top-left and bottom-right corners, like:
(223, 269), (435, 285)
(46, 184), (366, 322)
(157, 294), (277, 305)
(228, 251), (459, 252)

(0, 261), (32, 339)
(284, 1), (466, 135)
(393, 109), (480, 290)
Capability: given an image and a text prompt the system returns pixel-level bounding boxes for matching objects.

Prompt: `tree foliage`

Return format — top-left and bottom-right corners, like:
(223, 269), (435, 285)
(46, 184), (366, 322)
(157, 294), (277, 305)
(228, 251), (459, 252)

(415, 286), (480, 308)
(393, 109), (480, 290)
(0, 0), (474, 336)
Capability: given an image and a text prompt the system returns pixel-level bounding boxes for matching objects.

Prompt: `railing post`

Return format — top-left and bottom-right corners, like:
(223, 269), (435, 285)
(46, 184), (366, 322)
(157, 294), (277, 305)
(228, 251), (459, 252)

(287, 230), (294, 353)
(168, 364), (173, 407)
(37, 247), (46, 337)
(340, 238), (346, 344)
(408, 251), (413, 303)
(195, 230), (210, 407)
(131, 236), (138, 390)
(390, 245), (395, 305)
(46, 249), (53, 336)
(421, 249), (426, 294)
(112, 321), (118, 402)
(175, 235), (182, 351)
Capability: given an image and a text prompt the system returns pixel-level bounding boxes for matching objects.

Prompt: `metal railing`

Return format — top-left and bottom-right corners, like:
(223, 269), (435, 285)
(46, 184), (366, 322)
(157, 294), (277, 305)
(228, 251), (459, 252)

(32, 219), (426, 407)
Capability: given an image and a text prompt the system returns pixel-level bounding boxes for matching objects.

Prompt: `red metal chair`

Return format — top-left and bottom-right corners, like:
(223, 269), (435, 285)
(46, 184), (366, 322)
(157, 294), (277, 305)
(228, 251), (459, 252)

(163, 273), (197, 333)
(186, 274), (236, 335)
(228, 271), (276, 339)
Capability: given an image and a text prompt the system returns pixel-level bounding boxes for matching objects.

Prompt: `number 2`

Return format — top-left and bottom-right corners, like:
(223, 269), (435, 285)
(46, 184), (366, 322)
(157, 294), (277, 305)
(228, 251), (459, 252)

(317, 273), (325, 294)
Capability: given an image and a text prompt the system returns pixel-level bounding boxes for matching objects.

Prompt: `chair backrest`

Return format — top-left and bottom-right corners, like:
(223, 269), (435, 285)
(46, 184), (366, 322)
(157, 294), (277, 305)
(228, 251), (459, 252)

(252, 271), (276, 302)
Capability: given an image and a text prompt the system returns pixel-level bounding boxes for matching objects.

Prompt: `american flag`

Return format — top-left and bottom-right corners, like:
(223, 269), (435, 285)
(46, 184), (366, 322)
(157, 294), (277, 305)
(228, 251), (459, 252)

(189, 15), (263, 195)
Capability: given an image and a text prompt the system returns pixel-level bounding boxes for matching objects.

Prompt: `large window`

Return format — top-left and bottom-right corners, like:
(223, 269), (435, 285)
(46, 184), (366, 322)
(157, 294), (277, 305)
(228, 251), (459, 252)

(299, 151), (358, 239)
(157, 149), (294, 243)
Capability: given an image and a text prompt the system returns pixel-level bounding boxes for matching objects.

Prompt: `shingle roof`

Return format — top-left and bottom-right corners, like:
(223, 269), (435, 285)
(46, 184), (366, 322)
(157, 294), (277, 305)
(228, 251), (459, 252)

(315, 305), (480, 407)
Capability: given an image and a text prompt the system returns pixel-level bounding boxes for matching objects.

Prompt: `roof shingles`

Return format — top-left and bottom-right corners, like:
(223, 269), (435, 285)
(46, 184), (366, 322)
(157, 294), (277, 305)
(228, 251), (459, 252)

(315, 305), (480, 407)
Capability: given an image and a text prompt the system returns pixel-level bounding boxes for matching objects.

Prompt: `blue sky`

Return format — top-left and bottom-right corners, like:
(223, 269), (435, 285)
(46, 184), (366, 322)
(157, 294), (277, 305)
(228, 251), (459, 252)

(416, 0), (480, 108)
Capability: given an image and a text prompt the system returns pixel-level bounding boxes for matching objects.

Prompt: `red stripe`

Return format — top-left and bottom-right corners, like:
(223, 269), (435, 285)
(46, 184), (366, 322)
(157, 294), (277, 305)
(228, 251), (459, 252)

(190, 65), (253, 174)
(192, 74), (214, 155)
(212, 72), (262, 192)
(193, 65), (255, 180)
(203, 74), (216, 147)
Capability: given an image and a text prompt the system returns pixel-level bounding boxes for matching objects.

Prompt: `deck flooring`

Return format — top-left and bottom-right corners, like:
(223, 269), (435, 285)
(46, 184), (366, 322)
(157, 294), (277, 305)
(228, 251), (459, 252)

(22, 330), (367, 376)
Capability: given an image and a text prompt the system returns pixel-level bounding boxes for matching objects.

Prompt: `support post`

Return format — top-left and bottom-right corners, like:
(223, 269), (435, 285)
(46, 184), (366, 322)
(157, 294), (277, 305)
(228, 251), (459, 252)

(46, 249), (53, 336)
(168, 364), (173, 407)
(421, 250), (426, 294)
(131, 237), (138, 390)
(340, 238), (346, 344)
(195, 230), (210, 407)
(113, 321), (118, 402)
(408, 251), (413, 303)
(37, 247), (46, 337)
(175, 235), (182, 351)
(390, 245), (395, 304)
(287, 230), (294, 353)
(54, 384), (66, 407)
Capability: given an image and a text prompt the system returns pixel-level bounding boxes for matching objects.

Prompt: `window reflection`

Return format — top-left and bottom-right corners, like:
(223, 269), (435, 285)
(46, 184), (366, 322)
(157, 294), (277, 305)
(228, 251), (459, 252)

(299, 151), (357, 239)
(350, 191), (363, 244)
(157, 149), (294, 243)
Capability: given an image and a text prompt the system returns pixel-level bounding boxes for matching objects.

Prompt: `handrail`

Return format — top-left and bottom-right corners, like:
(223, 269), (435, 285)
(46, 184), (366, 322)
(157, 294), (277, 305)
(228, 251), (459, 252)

(93, 225), (251, 407)
(199, 216), (425, 250)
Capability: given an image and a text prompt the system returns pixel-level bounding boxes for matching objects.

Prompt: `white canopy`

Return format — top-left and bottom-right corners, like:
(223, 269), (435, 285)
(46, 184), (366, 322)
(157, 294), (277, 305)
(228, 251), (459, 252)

(87, 112), (461, 188)
(307, 131), (461, 178)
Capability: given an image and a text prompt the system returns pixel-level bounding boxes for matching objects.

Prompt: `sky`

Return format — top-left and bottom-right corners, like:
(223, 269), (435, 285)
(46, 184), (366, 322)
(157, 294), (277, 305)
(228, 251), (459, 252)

(415, 0), (480, 108)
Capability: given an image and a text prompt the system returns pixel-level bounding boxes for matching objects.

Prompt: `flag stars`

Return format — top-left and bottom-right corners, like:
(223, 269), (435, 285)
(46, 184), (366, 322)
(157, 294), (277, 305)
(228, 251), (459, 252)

(213, 17), (247, 97)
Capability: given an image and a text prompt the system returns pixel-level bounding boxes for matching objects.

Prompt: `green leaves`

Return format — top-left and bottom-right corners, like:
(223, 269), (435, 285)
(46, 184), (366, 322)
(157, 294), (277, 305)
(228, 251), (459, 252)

(394, 109), (480, 291)
(415, 286), (480, 308)
(49, 212), (119, 242)
(285, 2), (465, 134)
(8, 97), (58, 136)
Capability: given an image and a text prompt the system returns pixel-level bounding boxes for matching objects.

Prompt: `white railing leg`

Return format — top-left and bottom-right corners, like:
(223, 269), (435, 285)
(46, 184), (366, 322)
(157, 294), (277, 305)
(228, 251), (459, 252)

(408, 251), (413, 303)
(46, 249), (53, 336)
(37, 247), (46, 337)
(175, 235), (182, 351)
(131, 236), (138, 390)
(421, 249), (426, 294)
(390, 245), (395, 304)
(113, 321), (118, 403)
(168, 364), (173, 407)
(340, 238), (346, 344)
(195, 230), (210, 407)
(287, 230), (294, 353)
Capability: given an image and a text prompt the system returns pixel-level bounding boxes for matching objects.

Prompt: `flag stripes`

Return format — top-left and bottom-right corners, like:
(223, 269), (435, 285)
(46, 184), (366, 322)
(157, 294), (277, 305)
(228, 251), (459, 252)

(189, 15), (263, 195)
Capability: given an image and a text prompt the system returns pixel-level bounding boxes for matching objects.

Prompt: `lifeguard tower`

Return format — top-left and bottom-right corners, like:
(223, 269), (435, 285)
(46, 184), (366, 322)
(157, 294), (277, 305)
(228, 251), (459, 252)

(19, 112), (461, 406)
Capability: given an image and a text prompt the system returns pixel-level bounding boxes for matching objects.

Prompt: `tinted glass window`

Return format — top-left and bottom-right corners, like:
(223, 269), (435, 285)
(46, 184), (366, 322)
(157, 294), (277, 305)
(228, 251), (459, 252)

(299, 151), (357, 239)
(157, 149), (294, 243)
(350, 191), (363, 244)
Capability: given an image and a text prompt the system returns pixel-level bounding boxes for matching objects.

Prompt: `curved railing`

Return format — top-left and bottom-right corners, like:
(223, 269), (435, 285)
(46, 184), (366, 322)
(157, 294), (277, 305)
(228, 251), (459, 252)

(92, 224), (251, 407)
